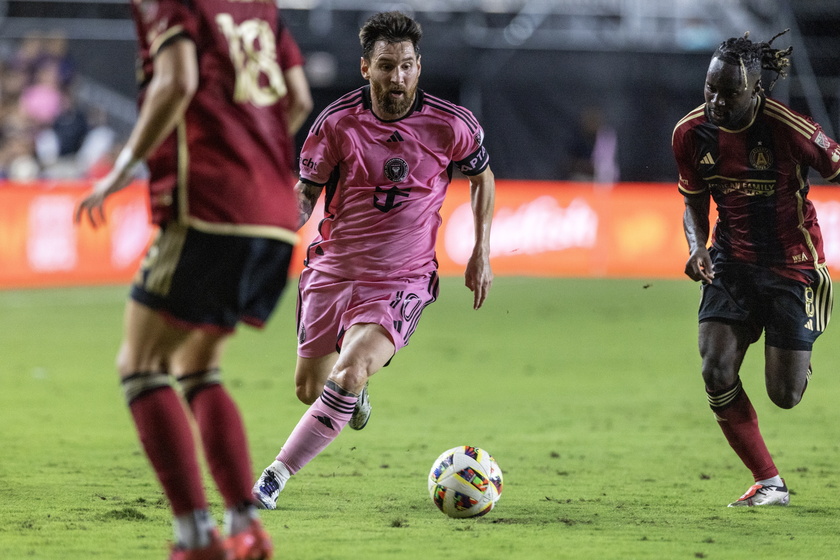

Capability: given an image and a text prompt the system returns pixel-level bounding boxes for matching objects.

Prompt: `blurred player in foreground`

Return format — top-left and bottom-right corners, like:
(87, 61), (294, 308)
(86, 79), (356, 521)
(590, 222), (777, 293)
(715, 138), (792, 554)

(673, 30), (840, 507)
(74, 0), (311, 557)
(252, 11), (495, 510)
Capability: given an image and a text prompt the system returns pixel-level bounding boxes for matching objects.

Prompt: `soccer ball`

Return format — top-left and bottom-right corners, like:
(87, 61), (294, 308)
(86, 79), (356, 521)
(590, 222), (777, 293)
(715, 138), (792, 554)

(428, 445), (503, 518)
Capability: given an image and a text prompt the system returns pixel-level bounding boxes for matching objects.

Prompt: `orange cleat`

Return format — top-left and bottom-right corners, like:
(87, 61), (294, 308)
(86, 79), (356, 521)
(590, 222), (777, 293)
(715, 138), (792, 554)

(728, 479), (790, 507)
(225, 519), (273, 560)
(169, 529), (228, 560)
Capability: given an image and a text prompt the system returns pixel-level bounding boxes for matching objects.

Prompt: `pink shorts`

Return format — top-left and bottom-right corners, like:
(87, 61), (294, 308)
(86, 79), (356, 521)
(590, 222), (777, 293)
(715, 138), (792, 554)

(296, 267), (439, 358)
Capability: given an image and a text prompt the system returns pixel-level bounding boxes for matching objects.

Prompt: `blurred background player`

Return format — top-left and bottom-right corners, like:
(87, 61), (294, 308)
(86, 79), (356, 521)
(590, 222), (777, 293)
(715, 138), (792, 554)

(74, 0), (312, 558)
(673, 30), (840, 507)
(252, 11), (495, 510)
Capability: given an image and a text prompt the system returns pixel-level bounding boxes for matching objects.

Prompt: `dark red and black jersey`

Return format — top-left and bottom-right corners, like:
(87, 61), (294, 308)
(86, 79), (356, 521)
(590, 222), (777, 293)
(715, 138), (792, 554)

(673, 96), (840, 279)
(131, 0), (304, 240)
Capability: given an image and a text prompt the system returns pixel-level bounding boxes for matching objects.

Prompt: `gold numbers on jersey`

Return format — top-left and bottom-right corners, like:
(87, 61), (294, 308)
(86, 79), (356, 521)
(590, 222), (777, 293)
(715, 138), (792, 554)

(216, 14), (287, 106)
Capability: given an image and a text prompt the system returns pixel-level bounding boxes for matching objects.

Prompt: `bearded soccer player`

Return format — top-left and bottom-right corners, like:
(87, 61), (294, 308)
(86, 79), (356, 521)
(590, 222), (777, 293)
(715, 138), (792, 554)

(252, 11), (495, 510)
(672, 30), (840, 507)
(74, 0), (312, 558)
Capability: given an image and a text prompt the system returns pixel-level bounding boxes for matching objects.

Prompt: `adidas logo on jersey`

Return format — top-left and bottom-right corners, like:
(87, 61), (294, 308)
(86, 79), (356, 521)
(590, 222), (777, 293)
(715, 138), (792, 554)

(386, 131), (404, 142)
(700, 152), (715, 165)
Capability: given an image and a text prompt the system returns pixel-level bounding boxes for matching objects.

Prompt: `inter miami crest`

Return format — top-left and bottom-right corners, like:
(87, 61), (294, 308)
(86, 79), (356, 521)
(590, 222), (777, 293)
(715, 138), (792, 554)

(384, 157), (409, 183)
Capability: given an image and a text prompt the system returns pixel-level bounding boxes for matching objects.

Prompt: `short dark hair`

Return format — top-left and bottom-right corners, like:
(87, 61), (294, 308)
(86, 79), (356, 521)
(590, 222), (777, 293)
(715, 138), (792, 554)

(713, 29), (793, 91)
(359, 11), (422, 60)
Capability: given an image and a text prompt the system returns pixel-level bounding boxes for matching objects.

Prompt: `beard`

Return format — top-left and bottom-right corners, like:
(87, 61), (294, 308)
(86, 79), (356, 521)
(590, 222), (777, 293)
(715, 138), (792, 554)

(372, 80), (416, 118)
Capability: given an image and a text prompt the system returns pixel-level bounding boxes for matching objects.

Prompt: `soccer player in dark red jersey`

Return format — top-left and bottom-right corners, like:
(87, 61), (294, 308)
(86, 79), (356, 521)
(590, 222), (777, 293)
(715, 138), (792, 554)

(74, 1), (312, 558)
(673, 30), (840, 507)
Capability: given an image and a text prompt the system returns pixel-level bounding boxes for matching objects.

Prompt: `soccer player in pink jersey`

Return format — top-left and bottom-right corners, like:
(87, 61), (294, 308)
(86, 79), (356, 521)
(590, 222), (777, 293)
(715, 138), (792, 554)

(252, 11), (496, 510)
(74, 1), (312, 558)
(673, 31), (840, 508)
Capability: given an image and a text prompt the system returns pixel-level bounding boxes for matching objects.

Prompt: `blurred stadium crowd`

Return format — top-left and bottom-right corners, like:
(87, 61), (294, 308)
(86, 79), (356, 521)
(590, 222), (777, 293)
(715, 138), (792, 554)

(0, 1), (836, 183)
(0, 31), (120, 182)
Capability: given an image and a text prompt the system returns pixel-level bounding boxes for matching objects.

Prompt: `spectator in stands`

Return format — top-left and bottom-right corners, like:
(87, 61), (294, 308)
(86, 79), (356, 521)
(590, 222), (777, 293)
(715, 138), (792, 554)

(0, 61), (39, 181)
(0, 30), (92, 180)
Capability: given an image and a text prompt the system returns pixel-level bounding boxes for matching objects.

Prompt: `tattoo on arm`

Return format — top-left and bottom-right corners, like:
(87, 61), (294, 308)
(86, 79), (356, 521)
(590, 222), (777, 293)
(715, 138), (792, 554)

(296, 182), (322, 228)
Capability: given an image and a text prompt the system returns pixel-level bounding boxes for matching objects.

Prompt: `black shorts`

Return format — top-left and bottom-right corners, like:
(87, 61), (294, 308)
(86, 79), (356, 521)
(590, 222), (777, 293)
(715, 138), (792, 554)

(698, 252), (833, 351)
(130, 223), (293, 332)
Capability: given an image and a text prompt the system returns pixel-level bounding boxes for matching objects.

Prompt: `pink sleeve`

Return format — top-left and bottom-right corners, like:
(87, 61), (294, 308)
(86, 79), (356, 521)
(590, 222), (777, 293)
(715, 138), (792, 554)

(299, 119), (338, 185)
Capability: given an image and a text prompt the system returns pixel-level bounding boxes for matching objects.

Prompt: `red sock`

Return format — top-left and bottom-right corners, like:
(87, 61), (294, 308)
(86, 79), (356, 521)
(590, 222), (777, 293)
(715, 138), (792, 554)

(709, 384), (778, 482)
(129, 386), (207, 515)
(188, 383), (253, 509)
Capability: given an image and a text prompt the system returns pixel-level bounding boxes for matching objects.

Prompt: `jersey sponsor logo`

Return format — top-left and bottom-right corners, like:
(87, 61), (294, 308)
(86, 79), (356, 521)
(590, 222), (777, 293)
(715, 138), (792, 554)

(710, 180), (775, 196)
(384, 157), (409, 182)
(386, 131), (404, 142)
(373, 185), (411, 213)
(749, 146), (772, 170)
(815, 131), (831, 150)
(700, 152), (715, 166)
(301, 157), (318, 173)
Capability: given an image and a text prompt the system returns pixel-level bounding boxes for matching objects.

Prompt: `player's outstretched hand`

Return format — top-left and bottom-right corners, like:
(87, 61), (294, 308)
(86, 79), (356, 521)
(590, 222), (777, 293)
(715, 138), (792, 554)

(74, 169), (134, 228)
(465, 255), (493, 310)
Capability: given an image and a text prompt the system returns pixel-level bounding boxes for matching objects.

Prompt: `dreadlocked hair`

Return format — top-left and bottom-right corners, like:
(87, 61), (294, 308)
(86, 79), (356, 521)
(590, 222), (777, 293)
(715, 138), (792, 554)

(714, 29), (793, 92)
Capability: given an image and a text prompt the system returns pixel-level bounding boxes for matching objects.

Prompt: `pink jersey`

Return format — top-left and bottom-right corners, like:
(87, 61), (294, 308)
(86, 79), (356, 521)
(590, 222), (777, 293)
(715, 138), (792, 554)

(299, 86), (490, 280)
(131, 0), (303, 241)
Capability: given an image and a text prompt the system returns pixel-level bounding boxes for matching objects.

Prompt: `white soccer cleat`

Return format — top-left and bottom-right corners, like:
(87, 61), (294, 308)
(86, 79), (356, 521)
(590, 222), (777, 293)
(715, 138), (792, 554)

(728, 480), (790, 507)
(348, 383), (371, 430)
(252, 465), (287, 510)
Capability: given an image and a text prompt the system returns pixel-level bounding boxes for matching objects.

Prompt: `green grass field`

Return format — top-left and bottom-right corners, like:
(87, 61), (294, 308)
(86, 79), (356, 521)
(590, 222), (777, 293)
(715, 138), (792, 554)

(2, 277), (840, 559)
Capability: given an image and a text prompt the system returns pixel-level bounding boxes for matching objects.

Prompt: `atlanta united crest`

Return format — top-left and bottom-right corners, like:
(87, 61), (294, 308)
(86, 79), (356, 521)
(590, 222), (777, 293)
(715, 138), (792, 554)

(384, 157), (409, 182)
(749, 146), (772, 170)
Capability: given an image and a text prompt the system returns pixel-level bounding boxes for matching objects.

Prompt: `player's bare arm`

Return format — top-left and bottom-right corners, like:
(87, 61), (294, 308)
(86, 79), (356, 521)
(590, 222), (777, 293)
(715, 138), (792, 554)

(74, 38), (198, 228)
(683, 194), (714, 284)
(465, 166), (495, 309)
(296, 180), (323, 230)
(283, 65), (313, 135)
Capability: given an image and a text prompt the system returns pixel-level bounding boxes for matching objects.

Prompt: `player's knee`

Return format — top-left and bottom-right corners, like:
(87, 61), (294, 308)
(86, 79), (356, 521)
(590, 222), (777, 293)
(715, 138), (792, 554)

(768, 387), (802, 410)
(329, 366), (368, 396)
(115, 343), (170, 379)
(115, 346), (136, 378)
(121, 371), (172, 405)
(176, 368), (222, 403)
(700, 359), (738, 392)
(295, 382), (320, 405)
